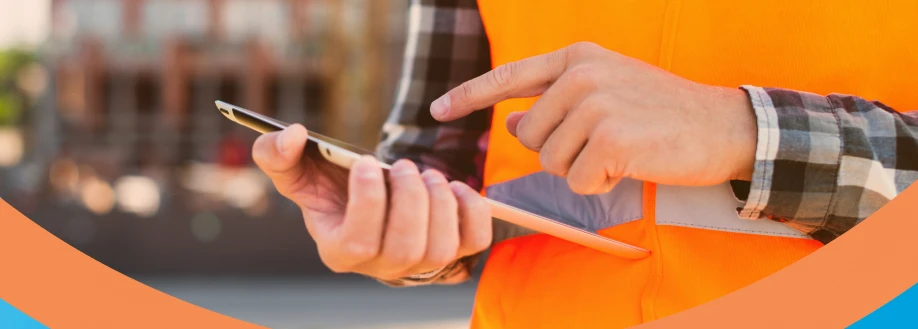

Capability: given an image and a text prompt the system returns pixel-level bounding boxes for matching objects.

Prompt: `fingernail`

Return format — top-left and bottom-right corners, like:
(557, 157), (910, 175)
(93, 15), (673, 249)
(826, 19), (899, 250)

(357, 158), (381, 180)
(390, 159), (418, 177)
(422, 170), (446, 186)
(430, 94), (450, 119)
(276, 129), (292, 156)
(449, 181), (466, 196)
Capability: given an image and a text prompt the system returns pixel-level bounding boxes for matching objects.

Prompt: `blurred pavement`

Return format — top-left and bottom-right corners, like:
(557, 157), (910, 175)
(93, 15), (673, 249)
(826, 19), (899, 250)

(141, 277), (478, 329)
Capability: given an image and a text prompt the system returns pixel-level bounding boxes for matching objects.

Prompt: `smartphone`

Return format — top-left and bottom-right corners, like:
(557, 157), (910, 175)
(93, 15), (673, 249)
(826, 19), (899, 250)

(216, 100), (650, 259)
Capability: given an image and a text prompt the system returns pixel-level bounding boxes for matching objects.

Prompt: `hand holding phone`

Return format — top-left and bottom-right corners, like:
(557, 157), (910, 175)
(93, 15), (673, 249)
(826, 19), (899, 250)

(247, 116), (493, 282)
(218, 101), (649, 281)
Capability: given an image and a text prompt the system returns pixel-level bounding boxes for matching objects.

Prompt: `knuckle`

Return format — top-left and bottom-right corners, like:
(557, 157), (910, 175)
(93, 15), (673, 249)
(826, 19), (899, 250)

(405, 184), (431, 203)
(342, 240), (380, 262)
(540, 151), (568, 177)
(393, 173), (425, 193)
(359, 188), (387, 206)
(516, 130), (538, 151)
(514, 117), (544, 151)
(455, 184), (489, 213)
(568, 41), (601, 56)
(465, 194), (489, 214)
(458, 82), (475, 104)
(425, 248), (458, 270)
(576, 96), (607, 118)
(460, 201), (492, 253)
(592, 127), (622, 150)
(467, 230), (492, 253)
(357, 174), (388, 198)
(567, 176), (592, 195)
(427, 176), (452, 193)
(319, 252), (351, 274)
(382, 247), (425, 269)
(422, 169), (446, 181)
(431, 188), (458, 208)
(565, 66), (597, 88)
(491, 62), (517, 89)
(566, 168), (599, 195)
(547, 48), (569, 70)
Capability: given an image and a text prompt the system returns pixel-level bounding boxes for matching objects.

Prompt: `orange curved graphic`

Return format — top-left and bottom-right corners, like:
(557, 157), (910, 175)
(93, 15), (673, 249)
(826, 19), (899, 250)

(0, 200), (265, 329)
(2, 182), (918, 328)
(636, 184), (918, 328)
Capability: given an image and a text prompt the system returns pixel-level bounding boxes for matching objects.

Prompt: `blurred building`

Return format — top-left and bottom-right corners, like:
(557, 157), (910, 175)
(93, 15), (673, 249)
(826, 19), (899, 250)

(50, 0), (399, 159)
(1, 0), (407, 275)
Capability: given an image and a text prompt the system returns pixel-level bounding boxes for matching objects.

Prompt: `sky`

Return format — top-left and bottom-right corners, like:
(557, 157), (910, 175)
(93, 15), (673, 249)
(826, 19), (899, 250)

(0, 0), (51, 49)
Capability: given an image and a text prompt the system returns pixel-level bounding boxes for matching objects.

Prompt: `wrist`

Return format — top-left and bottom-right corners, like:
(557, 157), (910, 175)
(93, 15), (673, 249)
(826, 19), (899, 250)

(710, 86), (757, 181)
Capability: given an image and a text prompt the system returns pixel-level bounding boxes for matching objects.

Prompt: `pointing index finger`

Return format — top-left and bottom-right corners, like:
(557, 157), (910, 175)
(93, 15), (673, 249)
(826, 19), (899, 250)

(430, 47), (571, 122)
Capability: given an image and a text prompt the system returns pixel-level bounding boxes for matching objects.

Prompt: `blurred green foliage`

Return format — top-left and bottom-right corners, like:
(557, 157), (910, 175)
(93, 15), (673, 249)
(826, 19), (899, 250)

(0, 49), (37, 126)
(0, 93), (22, 126)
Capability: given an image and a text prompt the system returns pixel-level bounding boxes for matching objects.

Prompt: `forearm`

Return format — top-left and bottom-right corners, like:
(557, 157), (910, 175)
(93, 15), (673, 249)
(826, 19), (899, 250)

(735, 86), (918, 243)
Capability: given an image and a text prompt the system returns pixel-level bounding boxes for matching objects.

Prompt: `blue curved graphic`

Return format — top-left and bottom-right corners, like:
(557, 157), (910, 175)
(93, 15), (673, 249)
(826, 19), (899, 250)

(0, 298), (48, 329)
(849, 283), (918, 328)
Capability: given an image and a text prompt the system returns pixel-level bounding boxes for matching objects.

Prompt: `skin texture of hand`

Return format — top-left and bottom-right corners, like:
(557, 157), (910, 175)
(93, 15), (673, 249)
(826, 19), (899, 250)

(251, 124), (492, 281)
(431, 42), (757, 194)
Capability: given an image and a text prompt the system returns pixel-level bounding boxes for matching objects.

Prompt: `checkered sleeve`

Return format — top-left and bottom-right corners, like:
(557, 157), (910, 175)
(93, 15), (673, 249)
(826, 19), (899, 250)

(736, 86), (918, 244)
(376, 0), (493, 190)
(374, 0), (493, 287)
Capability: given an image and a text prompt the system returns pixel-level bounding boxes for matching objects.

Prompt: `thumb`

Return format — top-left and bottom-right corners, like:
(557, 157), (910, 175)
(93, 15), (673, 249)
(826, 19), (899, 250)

(252, 124), (309, 196)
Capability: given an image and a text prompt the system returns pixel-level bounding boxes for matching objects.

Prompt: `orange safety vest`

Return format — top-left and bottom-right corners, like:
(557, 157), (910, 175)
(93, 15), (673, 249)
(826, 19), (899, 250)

(471, 1), (918, 328)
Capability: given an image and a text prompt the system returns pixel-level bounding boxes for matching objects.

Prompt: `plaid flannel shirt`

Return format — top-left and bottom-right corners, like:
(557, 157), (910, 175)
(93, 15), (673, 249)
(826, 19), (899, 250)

(375, 0), (918, 286)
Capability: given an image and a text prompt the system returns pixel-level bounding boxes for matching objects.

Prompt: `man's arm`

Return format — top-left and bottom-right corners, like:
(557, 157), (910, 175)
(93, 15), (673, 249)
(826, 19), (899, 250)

(375, 0), (494, 286)
(427, 42), (917, 245)
(733, 86), (918, 244)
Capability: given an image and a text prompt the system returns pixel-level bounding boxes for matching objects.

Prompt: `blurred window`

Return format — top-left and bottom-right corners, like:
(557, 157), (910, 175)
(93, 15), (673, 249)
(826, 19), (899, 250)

(135, 73), (160, 136)
(135, 73), (160, 115)
(302, 0), (329, 37)
(142, 0), (209, 39)
(266, 77), (279, 118)
(342, 0), (367, 37)
(222, 0), (289, 44)
(217, 75), (240, 134)
(95, 72), (112, 133)
(64, 0), (122, 39)
(304, 79), (325, 133)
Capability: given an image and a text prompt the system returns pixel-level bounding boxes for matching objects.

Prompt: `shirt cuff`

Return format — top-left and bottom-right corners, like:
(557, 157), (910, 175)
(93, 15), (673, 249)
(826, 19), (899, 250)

(736, 85), (780, 219)
(735, 86), (842, 234)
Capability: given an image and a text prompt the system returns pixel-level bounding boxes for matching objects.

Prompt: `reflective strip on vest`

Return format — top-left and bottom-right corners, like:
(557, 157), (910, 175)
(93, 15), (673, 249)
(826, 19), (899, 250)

(656, 184), (809, 238)
(486, 172), (810, 239)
